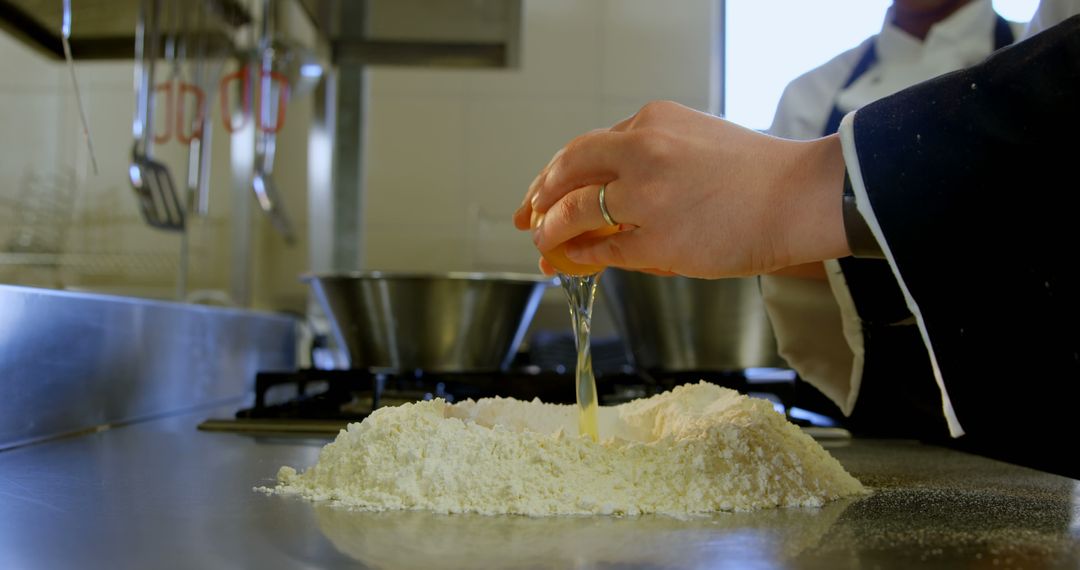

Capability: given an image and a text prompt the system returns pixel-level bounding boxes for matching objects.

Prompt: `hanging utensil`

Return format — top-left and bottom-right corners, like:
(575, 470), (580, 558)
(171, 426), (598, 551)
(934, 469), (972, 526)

(128, 0), (185, 232)
(153, 0), (174, 146)
(174, 0), (193, 301)
(252, 0), (295, 244)
(60, 0), (98, 175)
(185, 0), (215, 217)
(175, 0), (207, 204)
(252, 74), (295, 243)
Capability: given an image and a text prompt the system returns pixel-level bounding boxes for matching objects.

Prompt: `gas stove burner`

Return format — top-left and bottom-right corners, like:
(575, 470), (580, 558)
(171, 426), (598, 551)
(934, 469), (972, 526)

(197, 367), (806, 435)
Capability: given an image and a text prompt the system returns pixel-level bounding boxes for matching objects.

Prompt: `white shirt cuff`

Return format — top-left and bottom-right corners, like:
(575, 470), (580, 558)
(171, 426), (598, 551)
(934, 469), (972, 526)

(760, 273), (859, 415)
(838, 111), (965, 437)
(822, 259), (865, 415)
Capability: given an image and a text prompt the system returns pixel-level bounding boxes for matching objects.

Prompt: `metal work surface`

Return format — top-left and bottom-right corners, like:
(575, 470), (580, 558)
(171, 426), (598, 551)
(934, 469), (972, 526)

(0, 285), (296, 449)
(0, 410), (1077, 569)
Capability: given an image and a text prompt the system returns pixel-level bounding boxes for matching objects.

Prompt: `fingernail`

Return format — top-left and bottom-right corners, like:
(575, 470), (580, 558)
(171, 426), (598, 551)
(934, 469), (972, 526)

(564, 243), (580, 261)
(530, 193), (540, 209)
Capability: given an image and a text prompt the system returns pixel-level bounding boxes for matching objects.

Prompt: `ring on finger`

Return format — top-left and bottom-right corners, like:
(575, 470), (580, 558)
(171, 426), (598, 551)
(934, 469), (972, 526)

(598, 183), (619, 226)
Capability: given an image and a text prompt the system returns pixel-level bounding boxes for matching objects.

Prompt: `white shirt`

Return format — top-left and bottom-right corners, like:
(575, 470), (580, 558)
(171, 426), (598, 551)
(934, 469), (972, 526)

(762, 0), (1021, 427)
(1025, 0), (1080, 37)
(769, 0), (1022, 141)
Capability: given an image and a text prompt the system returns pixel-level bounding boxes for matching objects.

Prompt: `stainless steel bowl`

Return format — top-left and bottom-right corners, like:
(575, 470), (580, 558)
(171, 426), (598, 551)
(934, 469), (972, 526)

(304, 272), (555, 372)
(601, 269), (786, 371)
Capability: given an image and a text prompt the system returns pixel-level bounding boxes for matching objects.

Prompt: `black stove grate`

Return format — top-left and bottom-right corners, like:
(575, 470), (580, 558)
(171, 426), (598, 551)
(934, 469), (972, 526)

(233, 367), (785, 423)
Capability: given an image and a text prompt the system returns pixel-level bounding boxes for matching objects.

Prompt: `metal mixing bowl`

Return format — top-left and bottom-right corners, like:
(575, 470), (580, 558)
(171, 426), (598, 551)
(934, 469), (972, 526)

(601, 269), (786, 372)
(304, 272), (555, 372)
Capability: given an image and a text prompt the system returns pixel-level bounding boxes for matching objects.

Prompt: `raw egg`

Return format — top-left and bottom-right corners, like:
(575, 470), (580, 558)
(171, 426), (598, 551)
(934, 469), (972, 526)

(532, 209), (619, 276)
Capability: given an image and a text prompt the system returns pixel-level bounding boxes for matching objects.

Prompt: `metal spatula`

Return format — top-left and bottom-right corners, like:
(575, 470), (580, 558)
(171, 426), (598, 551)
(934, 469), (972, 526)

(252, 0), (295, 244)
(128, 0), (185, 231)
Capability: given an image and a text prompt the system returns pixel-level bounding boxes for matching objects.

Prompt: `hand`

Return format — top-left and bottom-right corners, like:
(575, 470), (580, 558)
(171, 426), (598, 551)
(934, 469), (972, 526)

(769, 262), (829, 280)
(513, 101), (850, 278)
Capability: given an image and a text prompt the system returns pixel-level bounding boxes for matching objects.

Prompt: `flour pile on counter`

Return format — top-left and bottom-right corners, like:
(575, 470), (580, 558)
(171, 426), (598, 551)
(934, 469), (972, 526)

(267, 382), (865, 516)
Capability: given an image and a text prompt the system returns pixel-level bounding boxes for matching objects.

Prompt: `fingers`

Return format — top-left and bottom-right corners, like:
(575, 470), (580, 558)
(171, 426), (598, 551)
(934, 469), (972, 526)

(539, 251), (673, 277)
(530, 186), (599, 253)
(538, 256), (556, 276)
(563, 229), (666, 272)
(532, 181), (636, 253)
(635, 267), (680, 277)
(515, 128), (613, 229)
(515, 104), (676, 230)
(531, 130), (631, 214)
(513, 145), (571, 229)
(513, 201), (534, 230)
(609, 114), (635, 132)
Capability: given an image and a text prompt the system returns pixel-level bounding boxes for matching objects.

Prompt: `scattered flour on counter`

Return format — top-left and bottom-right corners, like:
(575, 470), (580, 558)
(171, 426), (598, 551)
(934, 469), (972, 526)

(265, 382), (866, 516)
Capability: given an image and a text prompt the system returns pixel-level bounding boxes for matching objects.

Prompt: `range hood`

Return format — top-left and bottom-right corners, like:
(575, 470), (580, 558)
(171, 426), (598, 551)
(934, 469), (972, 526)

(0, 0), (521, 68)
(303, 0), (521, 67)
(0, 0), (247, 59)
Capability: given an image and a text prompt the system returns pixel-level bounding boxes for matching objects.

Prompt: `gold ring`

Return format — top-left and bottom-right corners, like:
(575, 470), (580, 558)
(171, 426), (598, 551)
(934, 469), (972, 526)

(598, 183), (618, 226)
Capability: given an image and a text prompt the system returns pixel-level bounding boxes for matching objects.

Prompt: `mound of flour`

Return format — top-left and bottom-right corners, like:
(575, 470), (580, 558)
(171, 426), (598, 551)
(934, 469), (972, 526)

(268, 382), (865, 516)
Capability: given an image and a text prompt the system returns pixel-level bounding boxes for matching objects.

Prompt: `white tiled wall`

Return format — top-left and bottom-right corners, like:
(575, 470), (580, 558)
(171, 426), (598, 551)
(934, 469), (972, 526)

(0, 28), (312, 309)
(0, 35), (62, 206)
(0, 0), (717, 324)
(364, 0), (716, 273)
(362, 0), (718, 335)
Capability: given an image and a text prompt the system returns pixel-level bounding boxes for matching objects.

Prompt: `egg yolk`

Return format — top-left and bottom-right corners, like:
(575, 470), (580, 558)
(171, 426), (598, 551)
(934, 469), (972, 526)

(532, 210), (619, 276)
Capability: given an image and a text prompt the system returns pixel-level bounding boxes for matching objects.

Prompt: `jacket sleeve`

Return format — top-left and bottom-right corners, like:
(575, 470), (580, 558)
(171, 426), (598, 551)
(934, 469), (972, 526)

(838, 15), (1080, 440)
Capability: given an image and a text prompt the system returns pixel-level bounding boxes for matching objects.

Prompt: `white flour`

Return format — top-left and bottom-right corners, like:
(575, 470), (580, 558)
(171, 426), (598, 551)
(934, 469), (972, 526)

(267, 382), (865, 516)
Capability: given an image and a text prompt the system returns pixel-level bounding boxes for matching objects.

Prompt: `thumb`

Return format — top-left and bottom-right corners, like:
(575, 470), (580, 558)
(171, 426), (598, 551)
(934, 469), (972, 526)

(564, 230), (662, 272)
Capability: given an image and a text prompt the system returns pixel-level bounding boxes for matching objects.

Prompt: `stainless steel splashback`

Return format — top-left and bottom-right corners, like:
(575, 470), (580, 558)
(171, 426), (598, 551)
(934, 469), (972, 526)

(0, 284), (296, 450)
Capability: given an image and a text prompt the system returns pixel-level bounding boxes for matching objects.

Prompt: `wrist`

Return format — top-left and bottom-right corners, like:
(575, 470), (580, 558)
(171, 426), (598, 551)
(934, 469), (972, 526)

(777, 134), (851, 267)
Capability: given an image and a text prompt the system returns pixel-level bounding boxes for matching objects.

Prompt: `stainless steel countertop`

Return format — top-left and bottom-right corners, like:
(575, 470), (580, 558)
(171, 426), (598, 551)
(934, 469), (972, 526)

(1, 409), (1077, 570)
